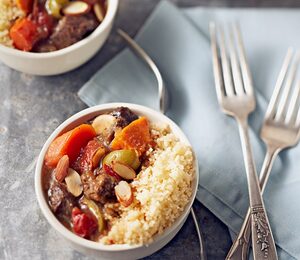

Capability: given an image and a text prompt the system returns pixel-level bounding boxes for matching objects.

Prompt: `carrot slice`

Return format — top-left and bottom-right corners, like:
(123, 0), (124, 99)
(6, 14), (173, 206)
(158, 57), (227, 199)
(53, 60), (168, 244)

(45, 124), (96, 168)
(110, 117), (152, 155)
(9, 17), (38, 51)
(16, 0), (34, 13)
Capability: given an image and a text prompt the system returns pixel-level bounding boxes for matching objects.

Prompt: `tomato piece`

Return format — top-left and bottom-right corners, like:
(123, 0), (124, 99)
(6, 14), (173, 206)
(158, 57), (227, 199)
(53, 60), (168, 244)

(72, 207), (82, 217)
(10, 18), (39, 51)
(45, 124), (97, 169)
(72, 207), (97, 238)
(80, 197), (105, 233)
(35, 11), (54, 38)
(73, 139), (105, 174)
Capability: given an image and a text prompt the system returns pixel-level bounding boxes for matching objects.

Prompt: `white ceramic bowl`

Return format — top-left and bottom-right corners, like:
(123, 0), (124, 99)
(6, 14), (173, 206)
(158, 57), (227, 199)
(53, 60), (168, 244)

(0, 0), (119, 75)
(35, 103), (199, 259)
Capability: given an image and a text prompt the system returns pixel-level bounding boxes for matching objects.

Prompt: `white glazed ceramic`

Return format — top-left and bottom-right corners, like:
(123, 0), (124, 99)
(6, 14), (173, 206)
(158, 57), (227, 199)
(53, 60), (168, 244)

(0, 0), (118, 75)
(35, 103), (199, 259)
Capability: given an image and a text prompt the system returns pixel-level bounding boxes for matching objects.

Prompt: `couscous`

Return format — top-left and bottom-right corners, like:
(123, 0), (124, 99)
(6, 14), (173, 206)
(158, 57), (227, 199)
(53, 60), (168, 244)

(0, 0), (24, 47)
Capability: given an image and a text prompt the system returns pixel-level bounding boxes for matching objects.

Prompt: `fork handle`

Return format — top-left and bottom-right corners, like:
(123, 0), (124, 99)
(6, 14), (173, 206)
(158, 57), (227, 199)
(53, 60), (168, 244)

(226, 146), (280, 260)
(236, 118), (278, 260)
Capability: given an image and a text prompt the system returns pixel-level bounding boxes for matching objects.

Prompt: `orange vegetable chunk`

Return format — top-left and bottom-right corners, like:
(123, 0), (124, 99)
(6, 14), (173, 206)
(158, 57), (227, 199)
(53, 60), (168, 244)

(45, 124), (96, 168)
(16, 0), (34, 13)
(9, 17), (38, 51)
(110, 117), (152, 155)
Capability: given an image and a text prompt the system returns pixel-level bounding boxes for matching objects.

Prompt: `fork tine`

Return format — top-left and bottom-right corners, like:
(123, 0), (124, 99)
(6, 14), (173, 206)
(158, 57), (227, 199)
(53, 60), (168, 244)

(265, 49), (294, 120)
(229, 24), (244, 95)
(296, 107), (300, 128)
(286, 80), (300, 125)
(275, 51), (300, 121)
(219, 26), (235, 96)
(234, 24), (253, 96)
(209, 22), (225, 101)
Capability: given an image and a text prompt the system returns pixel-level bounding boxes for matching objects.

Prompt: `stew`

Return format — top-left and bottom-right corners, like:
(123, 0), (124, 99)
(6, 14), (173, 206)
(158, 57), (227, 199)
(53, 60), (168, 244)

(43, 107), (153, 240)
(9, 0), (106, 52)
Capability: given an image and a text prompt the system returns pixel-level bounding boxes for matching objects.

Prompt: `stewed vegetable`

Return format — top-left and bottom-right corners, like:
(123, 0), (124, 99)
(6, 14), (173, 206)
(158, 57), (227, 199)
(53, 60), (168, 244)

(43, 107), (154, 241)
(17, 0), (34, 14)
(102, 149), (140, 170)
(45, 124), (96, 168)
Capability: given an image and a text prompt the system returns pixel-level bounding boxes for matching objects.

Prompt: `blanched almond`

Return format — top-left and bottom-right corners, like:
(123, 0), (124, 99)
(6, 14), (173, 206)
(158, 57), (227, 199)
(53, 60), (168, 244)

(65, 168), (83, 197)
(115, 181), (133, 207)
(112, 162), (136, 180)
(92, 147), (106, 168)
(63, 1), (90, 16)
(92, 114), (116, 138)
(55, 155), (69, 182)
(93, 2), (105, 22)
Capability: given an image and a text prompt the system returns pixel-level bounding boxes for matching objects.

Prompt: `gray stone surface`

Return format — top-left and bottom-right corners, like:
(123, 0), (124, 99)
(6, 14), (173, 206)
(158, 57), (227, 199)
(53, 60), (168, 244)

(1, 1), (299, 259)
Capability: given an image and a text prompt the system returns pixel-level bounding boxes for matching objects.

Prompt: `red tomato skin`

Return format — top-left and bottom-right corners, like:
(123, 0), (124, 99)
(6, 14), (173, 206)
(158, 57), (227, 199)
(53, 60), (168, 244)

(103, 164), (122, 181)
(73, 139), (103, 174)
(72, 207), (97, 238)
(35, 11), (54, 39)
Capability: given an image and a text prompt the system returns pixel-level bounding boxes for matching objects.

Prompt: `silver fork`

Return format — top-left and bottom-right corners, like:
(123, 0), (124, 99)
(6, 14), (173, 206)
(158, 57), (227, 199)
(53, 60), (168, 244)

(210, 23), (278, 260)
(226, 49), (300, 260)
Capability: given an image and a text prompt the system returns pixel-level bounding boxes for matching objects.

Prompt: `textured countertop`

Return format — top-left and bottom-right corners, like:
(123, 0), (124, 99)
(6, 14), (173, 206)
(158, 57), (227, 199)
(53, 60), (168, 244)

(1, 1), (299, 259)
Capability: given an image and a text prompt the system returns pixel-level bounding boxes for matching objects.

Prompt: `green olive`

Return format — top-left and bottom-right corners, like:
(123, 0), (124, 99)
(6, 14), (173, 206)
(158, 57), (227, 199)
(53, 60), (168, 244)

(45, 0), (62, 19)
(102, 150), (140, 170)
(80, 197), (104, 233)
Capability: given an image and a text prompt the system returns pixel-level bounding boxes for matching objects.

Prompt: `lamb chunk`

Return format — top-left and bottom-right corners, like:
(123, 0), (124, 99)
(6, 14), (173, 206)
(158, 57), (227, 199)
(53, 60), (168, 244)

(34, 41), (57, 52)
(48, 181), (75, 214)
(35, 13), (98, 52)
(81, 170), (118, 204)
(94, 174), (117, 203)
(51, 14), (98, 50)
(110, 107), (139, 128)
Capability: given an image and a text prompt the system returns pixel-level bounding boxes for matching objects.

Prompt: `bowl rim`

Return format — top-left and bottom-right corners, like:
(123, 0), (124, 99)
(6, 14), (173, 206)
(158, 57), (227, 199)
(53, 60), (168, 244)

(35, 102), (199, 252)
(0, 0), (119, 58)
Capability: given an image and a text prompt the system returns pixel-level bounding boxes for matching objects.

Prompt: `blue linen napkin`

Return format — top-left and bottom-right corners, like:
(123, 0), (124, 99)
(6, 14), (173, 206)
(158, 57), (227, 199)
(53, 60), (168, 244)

(78, 1), (300, 259)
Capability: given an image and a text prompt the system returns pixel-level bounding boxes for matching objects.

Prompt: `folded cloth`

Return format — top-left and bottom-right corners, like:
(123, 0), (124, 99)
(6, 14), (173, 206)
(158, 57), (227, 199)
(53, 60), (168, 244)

(78, 1), (300, 259)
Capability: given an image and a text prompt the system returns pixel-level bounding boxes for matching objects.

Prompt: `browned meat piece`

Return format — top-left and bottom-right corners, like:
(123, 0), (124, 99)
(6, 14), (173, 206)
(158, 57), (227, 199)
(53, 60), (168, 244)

(34, 41), (57, 52)
(48, 181), (66, 212)
(48, 180), (75, 214)
(110, 107), (139, 128)
(35, 13), (98, 52)
(51, 14), (98, 50)
(81, 170), (118, 204)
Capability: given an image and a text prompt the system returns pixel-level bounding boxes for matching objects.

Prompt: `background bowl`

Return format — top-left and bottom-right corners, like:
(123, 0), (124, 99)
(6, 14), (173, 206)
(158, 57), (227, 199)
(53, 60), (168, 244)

(0, 0), (119, 76)
(35, 103), (199, 259)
